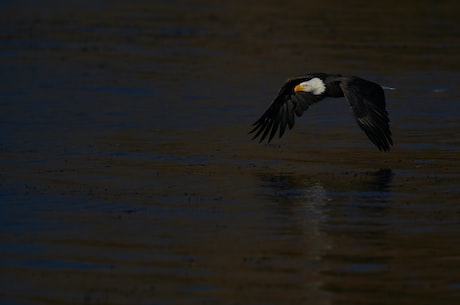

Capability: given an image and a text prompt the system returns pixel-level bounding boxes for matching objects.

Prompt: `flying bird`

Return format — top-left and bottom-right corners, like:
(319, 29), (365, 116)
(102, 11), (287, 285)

(250, 73), (393, 151)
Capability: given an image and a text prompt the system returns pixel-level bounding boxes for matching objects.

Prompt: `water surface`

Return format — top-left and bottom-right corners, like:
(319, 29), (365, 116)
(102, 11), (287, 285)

(1, 1), (460, 304)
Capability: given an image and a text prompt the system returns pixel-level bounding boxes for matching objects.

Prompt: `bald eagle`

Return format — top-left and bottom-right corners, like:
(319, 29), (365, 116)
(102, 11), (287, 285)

(250, 73), (393, 151)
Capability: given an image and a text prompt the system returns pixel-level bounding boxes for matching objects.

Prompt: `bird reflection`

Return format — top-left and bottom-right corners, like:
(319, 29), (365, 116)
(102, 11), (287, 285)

(346, 168), (394, 218)
(257, 168), (394, 232)
(366, 168), (393, 192)
(258, 174), (330, 220)
(259, 168), (393, 204)
(254, 169), (393, 303)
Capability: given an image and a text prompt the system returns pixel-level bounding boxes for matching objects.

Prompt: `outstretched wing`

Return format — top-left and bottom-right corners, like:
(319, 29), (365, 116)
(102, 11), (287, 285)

(250, 77), (325, 143)
(340, 77), (393, 151)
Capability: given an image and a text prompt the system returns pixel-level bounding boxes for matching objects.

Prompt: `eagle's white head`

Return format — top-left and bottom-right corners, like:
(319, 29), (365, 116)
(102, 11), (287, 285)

(294, 77), (326, 95)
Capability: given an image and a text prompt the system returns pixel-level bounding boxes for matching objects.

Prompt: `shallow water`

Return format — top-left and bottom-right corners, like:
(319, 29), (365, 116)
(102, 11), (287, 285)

(1, 1), (460, 304)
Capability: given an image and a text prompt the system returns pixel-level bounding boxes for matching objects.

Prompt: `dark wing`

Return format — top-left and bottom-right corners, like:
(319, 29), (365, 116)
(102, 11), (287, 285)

(339, 77), (393, 151)
(250, 77), (325, 143)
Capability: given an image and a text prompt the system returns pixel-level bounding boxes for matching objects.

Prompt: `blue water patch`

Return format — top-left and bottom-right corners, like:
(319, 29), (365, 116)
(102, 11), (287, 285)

(448, 282), (460, 289)
(343, 263), (388, 273)
(0, 257), (114, 270)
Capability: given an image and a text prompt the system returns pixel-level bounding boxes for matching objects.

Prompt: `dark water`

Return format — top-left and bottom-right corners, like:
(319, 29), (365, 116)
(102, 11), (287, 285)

(1, 1), (460, 304)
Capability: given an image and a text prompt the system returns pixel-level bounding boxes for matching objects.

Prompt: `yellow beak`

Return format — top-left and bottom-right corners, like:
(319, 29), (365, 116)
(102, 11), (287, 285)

(294, 84), (305, 92)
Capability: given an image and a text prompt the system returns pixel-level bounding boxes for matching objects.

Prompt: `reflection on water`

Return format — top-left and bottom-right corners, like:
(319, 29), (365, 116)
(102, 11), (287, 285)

(2, 0), (460, 304)
(367, 168), (393, 192)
